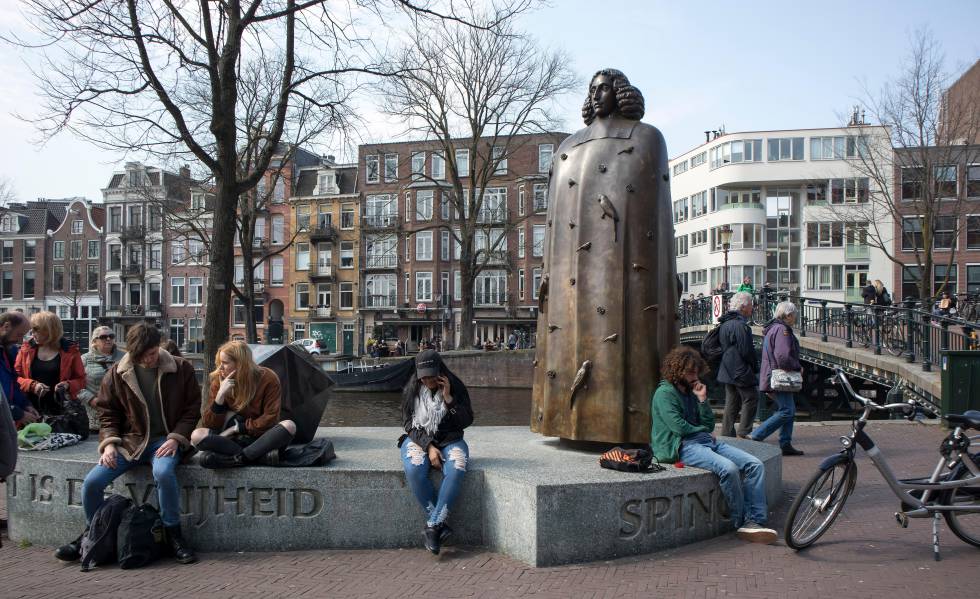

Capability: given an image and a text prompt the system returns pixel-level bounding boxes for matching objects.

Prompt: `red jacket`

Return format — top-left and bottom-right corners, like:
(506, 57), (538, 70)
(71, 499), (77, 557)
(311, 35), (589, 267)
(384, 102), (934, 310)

(15, 338), (86, 401)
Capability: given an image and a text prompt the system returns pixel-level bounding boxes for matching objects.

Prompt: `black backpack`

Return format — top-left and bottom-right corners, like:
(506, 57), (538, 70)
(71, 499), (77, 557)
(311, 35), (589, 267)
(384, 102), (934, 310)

(80, 494), (132, 572)
(117, 503), (166, 569)
(599, 446), (665, 473)
(879, 289), (893, 306)
(700, 325), (723, 367)
(45, 388), (90, 440)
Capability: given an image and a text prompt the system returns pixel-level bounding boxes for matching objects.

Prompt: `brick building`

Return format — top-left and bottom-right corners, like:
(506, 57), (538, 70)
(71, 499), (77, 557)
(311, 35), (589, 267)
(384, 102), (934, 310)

(165, 187), (213, 352)
(289, 157), (360, 353)
(46, 199), (105, 351)
(941, 59), (980, 145)
(0, 200), (66, 316)
(356, 132), (567, 351)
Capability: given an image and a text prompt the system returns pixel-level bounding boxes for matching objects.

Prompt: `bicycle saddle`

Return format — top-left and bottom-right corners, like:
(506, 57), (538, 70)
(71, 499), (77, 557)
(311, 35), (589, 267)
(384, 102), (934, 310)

(946, 410), (980, 430)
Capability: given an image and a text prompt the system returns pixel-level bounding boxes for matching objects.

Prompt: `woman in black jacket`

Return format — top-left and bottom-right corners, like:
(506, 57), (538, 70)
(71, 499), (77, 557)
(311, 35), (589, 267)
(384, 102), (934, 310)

(398, 350), (474, 555)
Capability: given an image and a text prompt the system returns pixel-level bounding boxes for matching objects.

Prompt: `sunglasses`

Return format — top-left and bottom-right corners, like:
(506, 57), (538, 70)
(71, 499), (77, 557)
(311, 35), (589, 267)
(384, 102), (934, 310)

(97, 335), (115, 341)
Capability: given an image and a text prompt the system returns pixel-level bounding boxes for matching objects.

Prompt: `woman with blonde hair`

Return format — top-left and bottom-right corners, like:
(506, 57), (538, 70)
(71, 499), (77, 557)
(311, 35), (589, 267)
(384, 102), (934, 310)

(15, 311), (85, 417)
(190, 340), (295, 468)
(78, 326), (125, 432)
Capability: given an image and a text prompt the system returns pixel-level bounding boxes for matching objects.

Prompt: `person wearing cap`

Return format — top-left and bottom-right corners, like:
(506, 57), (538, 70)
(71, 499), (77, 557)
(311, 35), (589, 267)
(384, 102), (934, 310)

(398, 349), (474, 555)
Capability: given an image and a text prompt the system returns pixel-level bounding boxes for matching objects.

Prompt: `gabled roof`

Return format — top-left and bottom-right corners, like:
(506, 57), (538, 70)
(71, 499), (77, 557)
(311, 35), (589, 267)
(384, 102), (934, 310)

(292, 165), (358, 198)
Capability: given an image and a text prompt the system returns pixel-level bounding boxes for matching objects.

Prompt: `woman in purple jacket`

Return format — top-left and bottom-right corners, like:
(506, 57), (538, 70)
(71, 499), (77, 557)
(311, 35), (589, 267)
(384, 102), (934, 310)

(750, 301), (804, 456)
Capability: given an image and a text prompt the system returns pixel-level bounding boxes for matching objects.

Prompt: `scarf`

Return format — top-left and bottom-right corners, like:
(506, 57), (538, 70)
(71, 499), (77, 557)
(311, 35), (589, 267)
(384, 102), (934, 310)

(411, 383), (447, 435)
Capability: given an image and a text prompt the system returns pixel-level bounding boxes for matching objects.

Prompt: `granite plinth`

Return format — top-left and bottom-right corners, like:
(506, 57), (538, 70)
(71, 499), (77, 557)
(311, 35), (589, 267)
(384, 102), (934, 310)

(6, 427), (781, 567)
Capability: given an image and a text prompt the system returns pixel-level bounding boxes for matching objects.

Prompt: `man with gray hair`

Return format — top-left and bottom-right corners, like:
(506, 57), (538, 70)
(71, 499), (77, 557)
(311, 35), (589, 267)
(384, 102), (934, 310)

(0, 311), (37, 426)
(716, 292), (759, 438)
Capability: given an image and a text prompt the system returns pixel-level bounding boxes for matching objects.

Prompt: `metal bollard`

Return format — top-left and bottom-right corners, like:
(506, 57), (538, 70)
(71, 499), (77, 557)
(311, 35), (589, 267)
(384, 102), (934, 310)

(820, 300), (828, 342)
(844, 303), (854, 348)
(921, 313), (931, 372)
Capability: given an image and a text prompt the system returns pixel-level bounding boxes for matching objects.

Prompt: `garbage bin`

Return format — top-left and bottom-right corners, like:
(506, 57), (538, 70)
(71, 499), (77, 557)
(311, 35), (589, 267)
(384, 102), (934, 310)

(940, 350), (980, 424)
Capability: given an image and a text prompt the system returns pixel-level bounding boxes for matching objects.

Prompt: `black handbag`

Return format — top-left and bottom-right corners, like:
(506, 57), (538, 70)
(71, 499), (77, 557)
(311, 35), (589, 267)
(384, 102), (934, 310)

(599, 446), (664, 473)
(117, 503), (166, 569)
(45, 388), (90, 440)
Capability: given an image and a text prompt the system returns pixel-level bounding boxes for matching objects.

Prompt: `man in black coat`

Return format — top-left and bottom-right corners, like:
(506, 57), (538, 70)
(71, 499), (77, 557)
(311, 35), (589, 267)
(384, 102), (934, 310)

(717, 292), (760, 438)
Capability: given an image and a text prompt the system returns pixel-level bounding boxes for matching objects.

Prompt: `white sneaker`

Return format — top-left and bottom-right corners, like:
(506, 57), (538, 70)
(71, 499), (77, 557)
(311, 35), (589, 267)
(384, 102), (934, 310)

(737, 521), (777, 544)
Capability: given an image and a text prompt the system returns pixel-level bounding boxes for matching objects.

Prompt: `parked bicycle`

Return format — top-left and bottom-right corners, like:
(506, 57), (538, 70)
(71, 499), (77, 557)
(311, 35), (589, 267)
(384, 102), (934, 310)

(784, 369), (980, 560)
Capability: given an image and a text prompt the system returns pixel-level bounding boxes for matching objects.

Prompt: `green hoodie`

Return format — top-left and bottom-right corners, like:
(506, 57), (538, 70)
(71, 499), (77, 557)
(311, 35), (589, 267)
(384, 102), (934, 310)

(650, 380), (716, 463)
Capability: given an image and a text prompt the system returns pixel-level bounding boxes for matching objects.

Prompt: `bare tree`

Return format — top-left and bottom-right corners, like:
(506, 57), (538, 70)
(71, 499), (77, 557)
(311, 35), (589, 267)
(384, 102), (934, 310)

(827, 30), (980, 304)
(13, 0), (496, 368)
(0, 177), (17, 206)
(380, 12), (575, 348)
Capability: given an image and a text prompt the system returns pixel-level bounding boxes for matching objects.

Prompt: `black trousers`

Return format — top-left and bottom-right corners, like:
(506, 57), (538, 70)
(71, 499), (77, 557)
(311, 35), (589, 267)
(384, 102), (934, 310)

(721, 384), (759, 438)
(197, 423), (294, 462)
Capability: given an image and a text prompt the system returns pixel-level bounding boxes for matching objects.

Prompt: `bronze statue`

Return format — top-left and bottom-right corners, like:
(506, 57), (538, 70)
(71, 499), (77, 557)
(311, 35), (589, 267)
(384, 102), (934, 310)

(531, 69), (678, 444)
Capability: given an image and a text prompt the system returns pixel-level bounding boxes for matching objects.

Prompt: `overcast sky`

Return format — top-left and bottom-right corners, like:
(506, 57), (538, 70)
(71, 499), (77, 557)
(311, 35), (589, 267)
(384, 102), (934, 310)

(1, 0), (978, 204)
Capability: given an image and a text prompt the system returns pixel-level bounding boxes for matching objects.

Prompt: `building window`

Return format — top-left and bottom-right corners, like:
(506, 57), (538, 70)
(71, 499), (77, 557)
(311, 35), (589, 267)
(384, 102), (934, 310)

(365, 155), (379, 183)
(690, 190), (708, 217)
(171, 277), (185, 305)
(968, 165), (980, 199)
(108, 283), (121, 307)
(690, 151), (707, 168)
(532, 268), (542, 300)
(188, 277), (203, 305)
(711, 224), (764, 250)
(340, 282), (353, 309)
(341, 204), (355, 229)
(292, 322), (306, 341)
(416, 190), (434, 220)
(807, 222), (844, 248)
(690, 229), (708, 247)
(296, 242), (310, 270)
(109, 207), (122, 232)
(24, 240), (36, 263)
(967, 265), (980, 294)
(441, 230), (450, 261)
(518, 226), (526, 258)
(71, 219), (83, 234)
(51, 266), (64, 291)
(934, 216), (957, 250)
(0, 241), (11, 264)
(672, 198), (688, 223)
(148, 282), (161, 307)
(295, 283), (310, 310)
(272, 215), (284, 245)
(532, 184), (548, 213)
(23, 270), (35, 298)
(708, 139), (763, 169)
(455, 149), (469, 176)
(53, 241), (65, 260)
(935, 264), (957, 295)
(87, 240), (99, 259)
(474, 269), (507, 305)
(271, 256), (284, 285)
(411, 152), (425, 181)
(767, 137), (804, 161)
(431, 153), (445, 180)
(415, 231), (433, 261)
(171, 243), (185, 265)
(538, 144), (553, 173)
(340, 242), (354, 268)
(87, 264), (98, 291)
(532, 225), (546, 257)
(826, 178), (869, 204)
(296, 205), (311, 230)
(492, 146), (507, 174)
(810, 135), (867, 160)
(675, 235), (688, 257)
(935, 166), (957, 198)
(806, 265), (844, 291)
(691, 269), (707, 285)
(902, 167), (924, 200)
(272, 176), (285, 203)
(415, 272), (433, 301)
(518, 268), (525, 300)
(384, 153), (398, 181)
(69, 240), (81, 260)
(673, 161), (688, 177)
(316, 283), (331, 307)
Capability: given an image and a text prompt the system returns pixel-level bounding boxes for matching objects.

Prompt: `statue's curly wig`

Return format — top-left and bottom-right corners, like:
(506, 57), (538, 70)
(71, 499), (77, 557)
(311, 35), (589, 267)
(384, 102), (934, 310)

(581, 68), (645, 125)
(660, 346), (709, 387)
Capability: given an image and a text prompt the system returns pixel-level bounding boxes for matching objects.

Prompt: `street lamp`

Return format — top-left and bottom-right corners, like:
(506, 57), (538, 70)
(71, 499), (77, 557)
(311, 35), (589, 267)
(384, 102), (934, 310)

(719, 224), (733, 291)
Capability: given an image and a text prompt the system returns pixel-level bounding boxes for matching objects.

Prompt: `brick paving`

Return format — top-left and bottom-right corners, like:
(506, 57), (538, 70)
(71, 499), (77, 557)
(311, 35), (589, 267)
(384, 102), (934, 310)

(2, 422), (978, 598)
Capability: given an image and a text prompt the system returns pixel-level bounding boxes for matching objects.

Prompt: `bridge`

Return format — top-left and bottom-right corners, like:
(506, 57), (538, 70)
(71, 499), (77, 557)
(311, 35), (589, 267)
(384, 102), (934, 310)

(679, 293), (977, 411)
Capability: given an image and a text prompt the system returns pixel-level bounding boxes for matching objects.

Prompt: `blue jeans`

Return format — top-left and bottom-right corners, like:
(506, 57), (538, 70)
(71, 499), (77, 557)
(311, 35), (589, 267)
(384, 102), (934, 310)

(679, 439), (767, 527)
(82, 437), (182, 527)
(400, 438), (468, 527)
(751, 392), (796, 447)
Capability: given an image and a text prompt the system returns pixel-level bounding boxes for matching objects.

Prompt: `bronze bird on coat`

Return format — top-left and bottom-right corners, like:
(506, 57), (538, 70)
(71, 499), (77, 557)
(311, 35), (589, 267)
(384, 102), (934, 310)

(569, 360), (592, 407)
(596, 195), (619, 242)
(537, 273), (549, 311)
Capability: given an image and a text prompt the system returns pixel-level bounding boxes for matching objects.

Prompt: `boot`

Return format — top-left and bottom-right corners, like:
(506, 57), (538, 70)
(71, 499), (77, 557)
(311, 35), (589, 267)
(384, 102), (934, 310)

(255, 449), (280, 467)
(165, 525), (198, 564)
(423, 525), (441, 555)
(781, 444), (805, 456)
(199, 451), (245, 469)
(54, 528), (87, 562)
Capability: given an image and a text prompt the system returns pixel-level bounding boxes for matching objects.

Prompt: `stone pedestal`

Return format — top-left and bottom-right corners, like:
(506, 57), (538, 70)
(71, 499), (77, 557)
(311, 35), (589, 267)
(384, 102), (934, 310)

(6, 427), (780, 566)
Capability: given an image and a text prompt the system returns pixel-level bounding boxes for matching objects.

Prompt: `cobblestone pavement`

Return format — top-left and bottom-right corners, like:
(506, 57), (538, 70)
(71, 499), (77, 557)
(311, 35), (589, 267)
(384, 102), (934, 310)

(1, 422), (978, 599)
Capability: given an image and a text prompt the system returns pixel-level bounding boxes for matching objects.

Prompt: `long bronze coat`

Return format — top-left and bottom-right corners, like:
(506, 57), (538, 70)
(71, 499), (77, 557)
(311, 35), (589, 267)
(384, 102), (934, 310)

(531, 115), (678, 443)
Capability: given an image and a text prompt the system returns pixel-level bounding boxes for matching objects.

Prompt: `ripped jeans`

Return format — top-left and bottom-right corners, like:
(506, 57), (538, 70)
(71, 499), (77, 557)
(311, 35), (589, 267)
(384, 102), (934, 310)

(400, 438), (469, 527)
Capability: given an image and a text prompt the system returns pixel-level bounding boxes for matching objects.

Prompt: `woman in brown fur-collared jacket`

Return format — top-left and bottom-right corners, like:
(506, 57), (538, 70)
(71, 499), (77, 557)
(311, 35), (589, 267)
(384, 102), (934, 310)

(190, 340), (296, 468)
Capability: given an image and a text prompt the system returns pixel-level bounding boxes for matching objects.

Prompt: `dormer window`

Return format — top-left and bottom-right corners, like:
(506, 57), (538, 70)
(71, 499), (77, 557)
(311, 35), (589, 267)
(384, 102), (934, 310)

(128, 170), (141, 187)
(318, 172), (337, 195)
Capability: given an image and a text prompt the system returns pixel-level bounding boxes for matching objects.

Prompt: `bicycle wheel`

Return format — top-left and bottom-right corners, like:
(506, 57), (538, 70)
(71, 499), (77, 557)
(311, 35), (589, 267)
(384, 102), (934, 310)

(784, 459), (857, 549)
(942, 463), (980, 548)
(852, 317), (871, 347)
(883, 317), (907, 356)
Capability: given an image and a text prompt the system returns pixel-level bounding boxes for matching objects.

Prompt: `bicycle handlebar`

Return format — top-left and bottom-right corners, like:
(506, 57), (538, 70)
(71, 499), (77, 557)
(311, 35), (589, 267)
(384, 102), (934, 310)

(830, 368), (937, 419)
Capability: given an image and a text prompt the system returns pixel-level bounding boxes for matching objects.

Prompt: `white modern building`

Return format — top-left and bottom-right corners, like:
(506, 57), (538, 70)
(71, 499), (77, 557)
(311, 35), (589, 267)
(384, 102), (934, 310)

(669, 125), (894, 303)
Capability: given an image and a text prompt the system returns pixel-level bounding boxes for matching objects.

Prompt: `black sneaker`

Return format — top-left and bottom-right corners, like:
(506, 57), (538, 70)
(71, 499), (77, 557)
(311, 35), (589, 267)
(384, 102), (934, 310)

(736, 521), (777, 544)
(781, 444), (805, 456)
(200, 451), (245, 469)
(54, 529), (87, 562)
(165, 525), (198, 564)
(423, 525), (441, 555)
(437, 522), (453, 545)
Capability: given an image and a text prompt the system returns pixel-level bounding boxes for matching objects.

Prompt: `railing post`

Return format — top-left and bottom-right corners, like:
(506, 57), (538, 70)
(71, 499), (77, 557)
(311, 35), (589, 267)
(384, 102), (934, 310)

(940, 319), (950, 353)
(904, 298), (916, 363)
(799, 300), (807, 338)
(920, 312), (931, 372)
(844, 303), (854, 348)
(820, 300), (828, 342)
(873, 305), (883, 356)
(965, 325), (976, 351)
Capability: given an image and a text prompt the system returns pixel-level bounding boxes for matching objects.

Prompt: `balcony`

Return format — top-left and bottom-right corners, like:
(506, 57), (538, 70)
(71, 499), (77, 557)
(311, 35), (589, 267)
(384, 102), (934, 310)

(363, 214), (400, 230)
(312, 306), (333, 319)
(475, 207), (508, 224)
(479, 250), (510, 267)
(845, 244), (870, 261)
(310, 261), (333, 279)
(253, 281), (266, 294)
(120, 225), (145, 241)
(309, 223), (336, 241)
(362, 293), (398, 309)
(123, 264), (143, 278)
(252, 238), (270, 250)
(145, 305), (163, 317)
(474, 293), (509, 307)
(719, 202), (764, 211)
(105, 305), (123, 317)
(364, 255), (399, 270)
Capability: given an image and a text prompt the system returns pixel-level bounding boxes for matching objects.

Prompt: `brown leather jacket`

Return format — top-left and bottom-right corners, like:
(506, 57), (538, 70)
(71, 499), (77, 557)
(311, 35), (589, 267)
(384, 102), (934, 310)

(93, 349), (202, 460)
(201, 366), (282, 437)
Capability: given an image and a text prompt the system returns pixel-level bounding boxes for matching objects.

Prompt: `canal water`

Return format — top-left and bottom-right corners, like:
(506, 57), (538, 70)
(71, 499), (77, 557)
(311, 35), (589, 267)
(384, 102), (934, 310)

(319, 387), (532, 427)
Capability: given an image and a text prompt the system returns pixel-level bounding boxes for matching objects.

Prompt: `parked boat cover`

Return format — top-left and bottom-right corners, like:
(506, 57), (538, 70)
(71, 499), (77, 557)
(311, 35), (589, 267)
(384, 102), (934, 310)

(327, 358), (415, 393)
(249, 344), (332, 444)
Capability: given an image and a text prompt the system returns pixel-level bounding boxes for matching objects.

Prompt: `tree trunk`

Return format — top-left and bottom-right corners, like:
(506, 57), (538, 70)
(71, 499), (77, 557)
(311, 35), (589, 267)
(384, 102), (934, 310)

(203, 179), (237, 371)
(458, 239), (475, 349)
